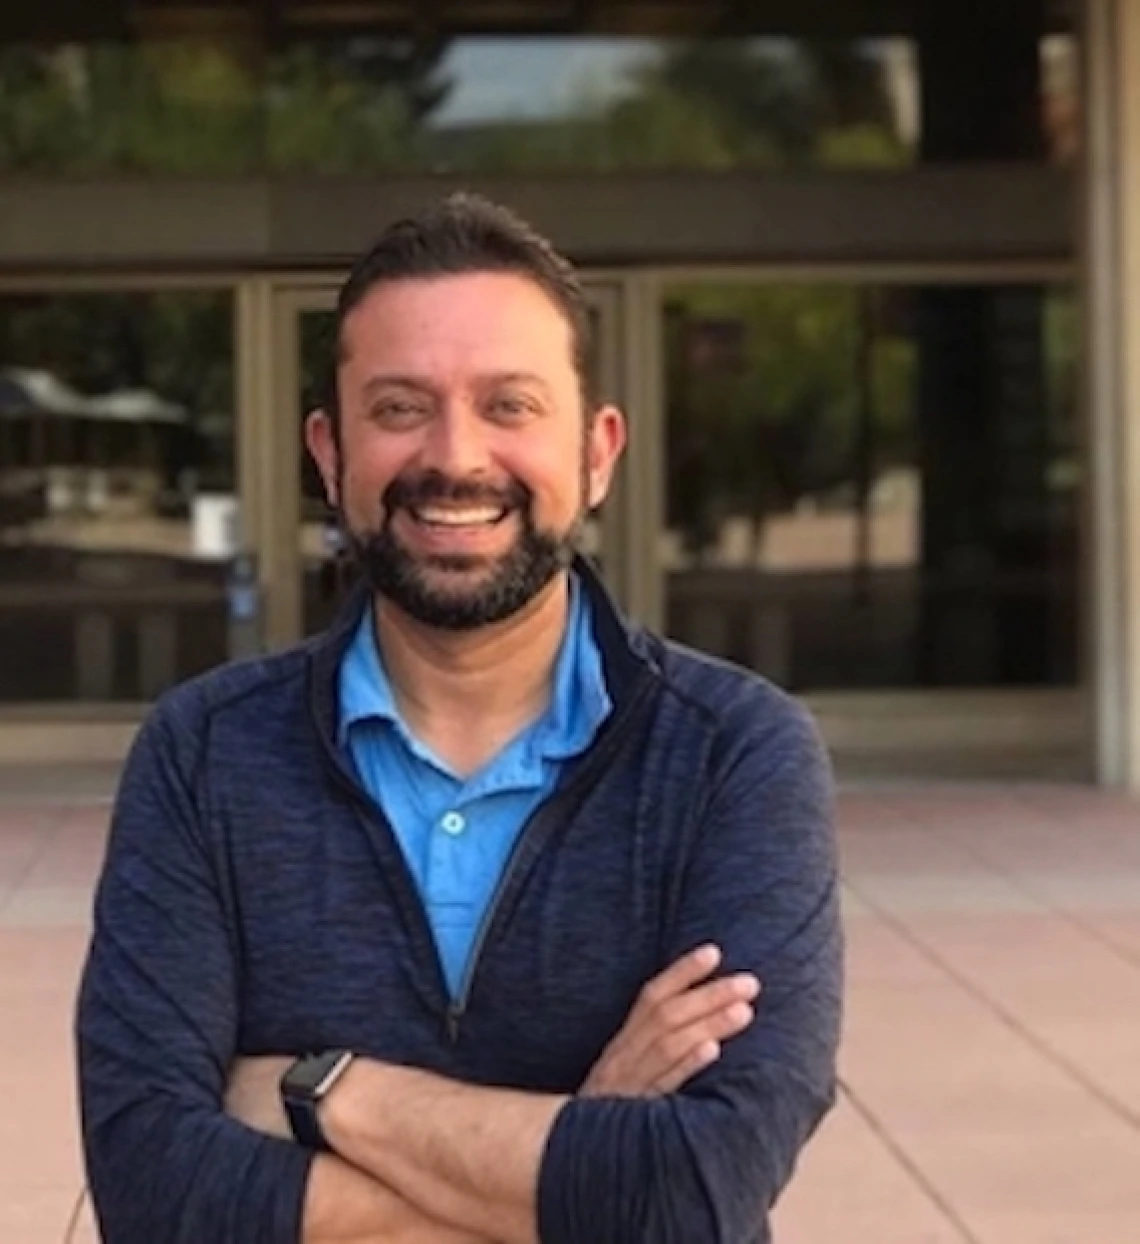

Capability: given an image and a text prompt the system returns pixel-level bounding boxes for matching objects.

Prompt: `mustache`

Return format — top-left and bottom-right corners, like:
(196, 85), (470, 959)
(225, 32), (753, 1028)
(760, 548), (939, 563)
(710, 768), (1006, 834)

(382, 470), (531, 514)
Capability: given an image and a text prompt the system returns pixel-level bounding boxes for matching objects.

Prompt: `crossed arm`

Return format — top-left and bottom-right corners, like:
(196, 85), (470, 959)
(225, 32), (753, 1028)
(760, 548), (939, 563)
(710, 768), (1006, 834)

(226, 946), (759, 1244)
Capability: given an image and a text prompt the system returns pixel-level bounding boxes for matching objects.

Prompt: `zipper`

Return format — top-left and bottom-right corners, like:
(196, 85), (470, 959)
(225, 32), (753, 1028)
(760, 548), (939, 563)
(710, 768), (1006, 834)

(446, 824), (531, 1042)
(444, 674), (654, 1043)
(311, 636), (659, 1043)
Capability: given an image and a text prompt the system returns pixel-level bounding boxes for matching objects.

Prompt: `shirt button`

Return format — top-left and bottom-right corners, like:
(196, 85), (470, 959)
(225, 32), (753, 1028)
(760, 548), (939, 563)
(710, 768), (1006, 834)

(440, 811), (466, 836)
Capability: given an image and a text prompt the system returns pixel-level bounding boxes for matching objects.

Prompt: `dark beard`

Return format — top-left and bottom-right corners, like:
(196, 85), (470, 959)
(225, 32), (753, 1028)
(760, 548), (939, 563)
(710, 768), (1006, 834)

(343, 469), (581, 630)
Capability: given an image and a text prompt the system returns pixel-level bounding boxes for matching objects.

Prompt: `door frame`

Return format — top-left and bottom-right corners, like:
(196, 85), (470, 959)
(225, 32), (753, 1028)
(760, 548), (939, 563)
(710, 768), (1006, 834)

(242, 278), (333, 651)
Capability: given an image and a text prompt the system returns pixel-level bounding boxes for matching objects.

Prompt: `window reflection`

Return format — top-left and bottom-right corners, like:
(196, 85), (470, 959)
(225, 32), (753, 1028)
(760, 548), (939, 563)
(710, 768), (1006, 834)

(0, 291), (235, 701)
(663, 281), (1078, 691)
(0, 30), (1079, 176)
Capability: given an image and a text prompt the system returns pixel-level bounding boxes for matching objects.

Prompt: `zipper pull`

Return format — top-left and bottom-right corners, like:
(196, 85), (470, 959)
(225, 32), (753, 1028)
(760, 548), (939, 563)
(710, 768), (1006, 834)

(446, 1005), (462, 1044)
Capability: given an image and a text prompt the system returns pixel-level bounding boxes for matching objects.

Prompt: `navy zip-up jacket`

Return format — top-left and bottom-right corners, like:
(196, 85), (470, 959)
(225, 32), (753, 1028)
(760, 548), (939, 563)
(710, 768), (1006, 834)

(76, 561), (843, 1244)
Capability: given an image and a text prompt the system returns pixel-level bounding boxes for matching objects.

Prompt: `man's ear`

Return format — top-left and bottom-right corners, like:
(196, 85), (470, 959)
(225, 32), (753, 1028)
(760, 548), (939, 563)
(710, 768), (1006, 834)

(586, 405), (627, 509)
(304, 409), (340, 507)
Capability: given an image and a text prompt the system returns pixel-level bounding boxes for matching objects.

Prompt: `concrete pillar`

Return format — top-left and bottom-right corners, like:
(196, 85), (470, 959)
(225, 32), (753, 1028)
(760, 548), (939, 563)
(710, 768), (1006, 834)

(1086, 0), (1140, 787)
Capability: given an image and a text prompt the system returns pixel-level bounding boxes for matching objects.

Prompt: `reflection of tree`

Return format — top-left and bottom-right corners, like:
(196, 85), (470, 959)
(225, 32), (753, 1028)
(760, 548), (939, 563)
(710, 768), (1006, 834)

(615, 39), (905, 168)
(0, 44), (259, 173)
(666, 285), (915, 561)
(0, 294), (230, 418)
(0, 35), (903, 175)
(267, 38), (452, 172)
(0, 38), (453, 174)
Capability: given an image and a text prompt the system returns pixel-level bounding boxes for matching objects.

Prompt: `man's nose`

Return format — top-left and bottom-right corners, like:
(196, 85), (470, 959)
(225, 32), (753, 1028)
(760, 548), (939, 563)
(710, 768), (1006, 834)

(419, 404), (492, 476)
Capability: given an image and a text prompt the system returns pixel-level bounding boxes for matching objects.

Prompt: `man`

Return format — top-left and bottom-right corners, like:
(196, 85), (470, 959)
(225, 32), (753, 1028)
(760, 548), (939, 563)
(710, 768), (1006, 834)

(76, 193), (842, 1244)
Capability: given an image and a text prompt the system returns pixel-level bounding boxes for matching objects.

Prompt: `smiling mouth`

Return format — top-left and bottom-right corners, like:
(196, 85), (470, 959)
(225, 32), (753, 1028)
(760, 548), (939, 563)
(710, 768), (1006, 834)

(407, 504), (511, 528)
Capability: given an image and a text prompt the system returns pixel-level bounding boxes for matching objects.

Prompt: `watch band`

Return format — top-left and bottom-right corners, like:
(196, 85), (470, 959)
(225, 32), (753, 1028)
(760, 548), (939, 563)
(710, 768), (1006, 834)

(280, 1050), (354, 1151)
(283, 1090), (329, 1151)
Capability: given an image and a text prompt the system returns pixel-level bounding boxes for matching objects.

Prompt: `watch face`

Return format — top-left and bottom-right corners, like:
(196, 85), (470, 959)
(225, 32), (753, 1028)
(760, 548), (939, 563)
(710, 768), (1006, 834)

(286, 1050), (350, 1096)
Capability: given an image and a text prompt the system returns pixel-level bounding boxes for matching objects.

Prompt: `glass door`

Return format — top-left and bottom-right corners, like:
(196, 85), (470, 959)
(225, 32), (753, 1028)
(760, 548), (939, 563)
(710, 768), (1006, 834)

(264, 277), (629, 646)
(656, 269), (1080, 694)
(649, 264), (1084, 778)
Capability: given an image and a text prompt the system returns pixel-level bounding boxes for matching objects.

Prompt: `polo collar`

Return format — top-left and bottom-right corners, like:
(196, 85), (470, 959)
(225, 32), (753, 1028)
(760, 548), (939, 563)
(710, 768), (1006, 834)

(308, 554), (659, 757)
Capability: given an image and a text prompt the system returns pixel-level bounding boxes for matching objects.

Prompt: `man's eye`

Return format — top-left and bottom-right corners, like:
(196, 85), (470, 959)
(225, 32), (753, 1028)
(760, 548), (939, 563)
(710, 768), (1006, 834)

(488, 395), (536, 421)
(373, 401), (427, 426)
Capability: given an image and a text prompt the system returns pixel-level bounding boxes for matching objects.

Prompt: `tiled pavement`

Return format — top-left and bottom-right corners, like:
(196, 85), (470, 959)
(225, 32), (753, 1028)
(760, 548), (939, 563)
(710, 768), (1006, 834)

(2, 776), (1139, 1243)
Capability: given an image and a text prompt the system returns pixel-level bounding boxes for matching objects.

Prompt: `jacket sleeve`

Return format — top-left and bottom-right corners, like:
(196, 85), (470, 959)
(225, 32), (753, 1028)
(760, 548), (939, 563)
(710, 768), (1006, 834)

(75, 696), (313, 1244)
(536, 696), (843, 1244)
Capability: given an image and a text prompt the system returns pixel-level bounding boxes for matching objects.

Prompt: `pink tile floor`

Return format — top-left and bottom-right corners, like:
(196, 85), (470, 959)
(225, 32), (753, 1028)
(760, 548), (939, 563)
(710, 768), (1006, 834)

(2, 779), (1139, 1243)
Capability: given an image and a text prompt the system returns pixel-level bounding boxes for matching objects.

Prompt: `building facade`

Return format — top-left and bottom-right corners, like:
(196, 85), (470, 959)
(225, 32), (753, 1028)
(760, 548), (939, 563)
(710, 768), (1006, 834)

(1, 0), (1138, 785)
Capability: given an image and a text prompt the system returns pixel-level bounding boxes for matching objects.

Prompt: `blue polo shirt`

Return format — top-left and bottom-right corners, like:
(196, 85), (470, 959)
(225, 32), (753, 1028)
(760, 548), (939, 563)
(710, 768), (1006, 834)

(338, 577), (612, 997)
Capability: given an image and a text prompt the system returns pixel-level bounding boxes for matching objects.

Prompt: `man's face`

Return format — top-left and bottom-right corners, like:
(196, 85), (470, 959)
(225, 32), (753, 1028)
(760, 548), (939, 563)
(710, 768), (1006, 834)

(306, 271), (626, 629)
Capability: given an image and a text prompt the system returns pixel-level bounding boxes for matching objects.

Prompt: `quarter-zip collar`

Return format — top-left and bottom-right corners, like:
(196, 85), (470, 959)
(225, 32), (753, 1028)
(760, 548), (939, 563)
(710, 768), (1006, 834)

(306, 554), (660, 760)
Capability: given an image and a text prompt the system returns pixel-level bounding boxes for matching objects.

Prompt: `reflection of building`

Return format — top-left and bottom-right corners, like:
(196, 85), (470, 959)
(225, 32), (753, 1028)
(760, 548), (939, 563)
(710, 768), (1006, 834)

(1, 1), (1140, 787)
(0, 369), (188, 522)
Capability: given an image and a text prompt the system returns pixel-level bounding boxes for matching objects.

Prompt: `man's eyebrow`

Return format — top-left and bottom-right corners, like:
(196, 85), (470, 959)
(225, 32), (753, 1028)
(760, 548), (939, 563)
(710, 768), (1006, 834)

(360, 371), (554, 396)
(480, 371), (554, 395)
(361, 374), (437, 397)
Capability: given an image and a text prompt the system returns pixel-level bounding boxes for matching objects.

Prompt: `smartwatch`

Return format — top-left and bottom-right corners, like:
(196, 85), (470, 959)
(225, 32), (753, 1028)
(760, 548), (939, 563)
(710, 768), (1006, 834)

(279, 1050), (355, 1151)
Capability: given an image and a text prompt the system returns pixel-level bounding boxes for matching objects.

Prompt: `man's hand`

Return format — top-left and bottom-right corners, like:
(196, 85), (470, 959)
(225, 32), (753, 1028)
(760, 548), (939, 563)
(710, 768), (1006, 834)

(224, 1055), (293, 1139)
(301, 949), (762, 1244)
(580, 944), (760, 1098)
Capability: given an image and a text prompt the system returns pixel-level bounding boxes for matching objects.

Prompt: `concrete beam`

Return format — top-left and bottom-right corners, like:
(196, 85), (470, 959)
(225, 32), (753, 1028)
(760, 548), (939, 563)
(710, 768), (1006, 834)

(0, 167), (1074, 272)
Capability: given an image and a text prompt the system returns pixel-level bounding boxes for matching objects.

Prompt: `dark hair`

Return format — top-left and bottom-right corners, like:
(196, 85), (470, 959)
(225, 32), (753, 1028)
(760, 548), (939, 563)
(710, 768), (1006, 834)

(320, 192), (594, 428)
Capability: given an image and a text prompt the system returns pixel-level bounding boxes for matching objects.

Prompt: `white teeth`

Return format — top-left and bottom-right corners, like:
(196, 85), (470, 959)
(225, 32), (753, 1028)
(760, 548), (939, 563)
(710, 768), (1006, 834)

(413, 506), (505, 526)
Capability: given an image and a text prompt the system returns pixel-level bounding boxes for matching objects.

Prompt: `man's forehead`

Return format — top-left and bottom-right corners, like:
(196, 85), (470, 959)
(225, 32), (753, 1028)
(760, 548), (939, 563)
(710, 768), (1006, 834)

(340, 275), (575, 363)
(349, 270), (565, 317)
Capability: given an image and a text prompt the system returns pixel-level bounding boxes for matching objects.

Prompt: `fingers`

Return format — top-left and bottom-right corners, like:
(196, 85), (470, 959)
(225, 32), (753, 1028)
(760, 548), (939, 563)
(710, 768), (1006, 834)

(651, 1039), (721, 1094)
(636, 943), (723, 1011)
(645, 970), (760, 1034)
(647, 998), (758, 1094)
(620, 966), (761, 1082)
(580, 947), (764, 1100)
(580, 986), (758, 1099)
